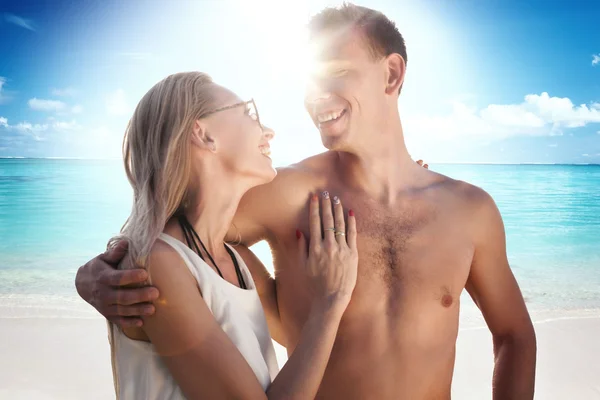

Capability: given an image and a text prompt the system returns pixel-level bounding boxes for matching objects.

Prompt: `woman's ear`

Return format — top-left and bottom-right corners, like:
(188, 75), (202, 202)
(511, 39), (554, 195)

(191, 120), (216, 152)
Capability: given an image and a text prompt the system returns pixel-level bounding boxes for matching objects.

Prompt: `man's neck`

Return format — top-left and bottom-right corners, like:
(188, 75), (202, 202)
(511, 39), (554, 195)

(335, 117), (421, 204)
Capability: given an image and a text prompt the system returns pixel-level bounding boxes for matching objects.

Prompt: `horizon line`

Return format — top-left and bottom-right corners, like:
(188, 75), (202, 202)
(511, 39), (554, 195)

(0, 157), (599, 166)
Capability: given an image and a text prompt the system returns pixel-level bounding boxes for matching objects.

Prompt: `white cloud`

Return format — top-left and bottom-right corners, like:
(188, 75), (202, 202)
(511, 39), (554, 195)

(28, 98), (67, 112)
(4, 13), (35, 31)
(582, 154), (590, 157)
(0, 117), (81, 142)
(29, 96), (82, 114)
(405, 92), (600, 140)
(4, 121), (49, 141)
(480, 103), (545, 128)
(51, 120), (81, 131)
(548, 144), (558, 147)
(0, 118), (48, 135)
(13, 122), (48, 134)
(106, 89), (131, 116)
(593, 54), (600, 66)
(0, 117), (48, 142)
(525, 92), (600, 127)
(52, 87), (77, 97)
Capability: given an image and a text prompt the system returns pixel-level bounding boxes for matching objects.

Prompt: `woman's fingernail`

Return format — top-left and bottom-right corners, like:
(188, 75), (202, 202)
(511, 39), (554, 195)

(349, 209), (354, 216)
(312, 193), (318, 201)
(296, 229), (302, 239)
(322, 191), (329, 199)
(333, 196), (340, 204)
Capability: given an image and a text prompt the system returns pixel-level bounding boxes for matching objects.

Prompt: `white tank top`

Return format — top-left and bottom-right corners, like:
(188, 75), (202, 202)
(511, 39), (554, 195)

(109, 233), (280, 399)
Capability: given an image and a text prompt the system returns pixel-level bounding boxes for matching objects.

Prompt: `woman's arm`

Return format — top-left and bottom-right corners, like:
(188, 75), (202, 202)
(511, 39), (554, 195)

(143, 193), (357, 399)
(142, 240), (268, 399)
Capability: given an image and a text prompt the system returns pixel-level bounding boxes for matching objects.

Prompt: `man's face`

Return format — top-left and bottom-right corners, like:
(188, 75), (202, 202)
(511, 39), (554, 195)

(304, 28), (388, 151)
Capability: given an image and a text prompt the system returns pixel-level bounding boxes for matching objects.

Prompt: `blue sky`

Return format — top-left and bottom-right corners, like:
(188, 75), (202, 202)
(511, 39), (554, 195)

(1, 0), (599, 164)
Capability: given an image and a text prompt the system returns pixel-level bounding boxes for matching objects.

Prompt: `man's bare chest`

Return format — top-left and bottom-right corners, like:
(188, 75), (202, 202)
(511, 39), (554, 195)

(270, 190), (474, 300)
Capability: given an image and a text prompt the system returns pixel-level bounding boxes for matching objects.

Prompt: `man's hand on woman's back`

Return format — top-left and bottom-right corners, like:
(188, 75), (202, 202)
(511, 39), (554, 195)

(75, 240), (160, 327)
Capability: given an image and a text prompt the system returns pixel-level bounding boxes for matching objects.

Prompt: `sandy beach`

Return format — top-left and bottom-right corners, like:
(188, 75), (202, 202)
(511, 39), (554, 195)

(1, 305), (599, 399)
(452, 315), (600, 399)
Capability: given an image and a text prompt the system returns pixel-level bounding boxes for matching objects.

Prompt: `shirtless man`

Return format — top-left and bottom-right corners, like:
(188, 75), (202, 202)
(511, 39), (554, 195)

(76, 4), (536, 399)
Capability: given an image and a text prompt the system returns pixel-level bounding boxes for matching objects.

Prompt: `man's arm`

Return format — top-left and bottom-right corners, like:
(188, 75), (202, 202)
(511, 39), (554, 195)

(74, 182), (281, 330)
(233, 244), (287, 347)
(465, 189), (536, 400)
(75, 166), (299, 331)
(75, 240), (159, 327)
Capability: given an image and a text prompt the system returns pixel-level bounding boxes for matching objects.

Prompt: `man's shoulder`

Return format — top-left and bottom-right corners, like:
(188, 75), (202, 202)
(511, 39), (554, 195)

(237, 152), (331, 213)
(275, 151), (332, 180)
(254, 151), (332, 193)
(426, 173), (500, 240)
(427, 171), (495, 211)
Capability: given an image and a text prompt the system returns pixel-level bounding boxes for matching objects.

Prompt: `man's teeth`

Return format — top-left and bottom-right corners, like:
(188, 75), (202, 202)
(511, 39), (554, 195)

(260, 147), (271, 156)
(317, 110), (344, 123)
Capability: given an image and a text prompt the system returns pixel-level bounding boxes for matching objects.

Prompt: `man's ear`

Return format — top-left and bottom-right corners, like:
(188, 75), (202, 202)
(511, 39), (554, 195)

(191, 120), (216, 152)
(384, 53), (406, 96)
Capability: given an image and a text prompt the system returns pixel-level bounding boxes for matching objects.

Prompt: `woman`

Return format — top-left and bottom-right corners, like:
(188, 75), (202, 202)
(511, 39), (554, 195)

(108, 71), (358, 399)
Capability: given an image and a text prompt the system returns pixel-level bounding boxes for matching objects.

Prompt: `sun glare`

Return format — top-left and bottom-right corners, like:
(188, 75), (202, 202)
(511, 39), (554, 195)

(234, 0), (315, 89)
(216, 0), (335, 165)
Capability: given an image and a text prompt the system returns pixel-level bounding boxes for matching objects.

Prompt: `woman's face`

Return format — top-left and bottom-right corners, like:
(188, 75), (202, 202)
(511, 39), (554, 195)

(198, 85), (276, 185)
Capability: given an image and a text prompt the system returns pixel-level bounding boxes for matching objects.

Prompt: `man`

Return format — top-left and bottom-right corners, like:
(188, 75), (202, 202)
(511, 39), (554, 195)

(76, 4), (536, 399)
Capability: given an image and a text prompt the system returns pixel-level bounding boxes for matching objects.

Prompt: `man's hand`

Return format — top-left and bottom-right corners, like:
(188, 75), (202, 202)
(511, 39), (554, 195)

(75, 240), (160, 327)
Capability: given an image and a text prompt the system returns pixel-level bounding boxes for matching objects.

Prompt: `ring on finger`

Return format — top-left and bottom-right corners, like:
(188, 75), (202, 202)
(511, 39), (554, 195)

(324, 227), (336, 232)
(334, 231), (346, 236)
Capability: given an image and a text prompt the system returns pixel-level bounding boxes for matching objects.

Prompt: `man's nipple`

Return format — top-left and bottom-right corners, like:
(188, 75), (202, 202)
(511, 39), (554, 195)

(441, 294), (453, 308)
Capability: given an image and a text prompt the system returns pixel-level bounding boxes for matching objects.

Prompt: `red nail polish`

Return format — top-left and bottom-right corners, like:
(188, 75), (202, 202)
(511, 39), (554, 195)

(296, 229), (302, 239)
(349, 209), (354, 216)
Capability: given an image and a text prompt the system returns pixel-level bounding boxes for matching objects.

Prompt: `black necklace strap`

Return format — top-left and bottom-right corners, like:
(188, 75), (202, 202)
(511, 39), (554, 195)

(179, 217), (204, 261)
(178, 215), (224, 279)
(179, 215), (204, 262)
(177, 214), (246, 289)
(225, 244), (247, 290)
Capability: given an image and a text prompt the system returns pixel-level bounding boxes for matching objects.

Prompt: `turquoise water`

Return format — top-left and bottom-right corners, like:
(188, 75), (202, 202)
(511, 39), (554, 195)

(0, 159), (599, 318)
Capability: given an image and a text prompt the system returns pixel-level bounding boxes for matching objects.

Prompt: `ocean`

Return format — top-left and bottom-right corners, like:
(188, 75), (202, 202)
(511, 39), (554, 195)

(0, 159), (599, 324)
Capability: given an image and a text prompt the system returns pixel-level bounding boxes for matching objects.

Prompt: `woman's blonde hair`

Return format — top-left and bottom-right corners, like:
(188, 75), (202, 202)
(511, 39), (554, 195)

(108, 71), (217, 269)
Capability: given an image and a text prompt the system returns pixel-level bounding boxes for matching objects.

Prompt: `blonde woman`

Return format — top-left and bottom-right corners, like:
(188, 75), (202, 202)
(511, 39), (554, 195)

(108, 71), (358, 399)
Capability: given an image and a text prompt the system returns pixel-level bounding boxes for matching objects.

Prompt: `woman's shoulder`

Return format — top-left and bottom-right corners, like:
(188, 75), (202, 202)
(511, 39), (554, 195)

(146, 234), (195, 285)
